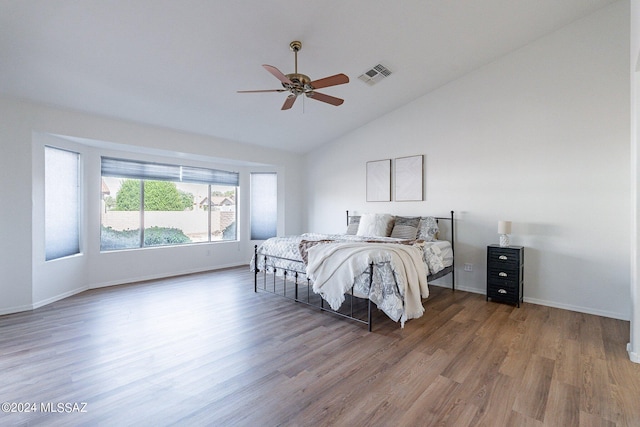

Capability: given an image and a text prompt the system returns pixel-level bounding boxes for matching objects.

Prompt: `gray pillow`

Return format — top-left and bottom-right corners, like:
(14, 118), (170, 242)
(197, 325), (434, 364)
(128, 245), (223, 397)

(417, 216), (439, 241)
(390, 216), (420, 239)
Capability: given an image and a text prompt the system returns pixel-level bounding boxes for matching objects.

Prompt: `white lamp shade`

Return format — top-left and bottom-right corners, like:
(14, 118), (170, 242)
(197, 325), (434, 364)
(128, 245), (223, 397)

(498, 221), (512, 234)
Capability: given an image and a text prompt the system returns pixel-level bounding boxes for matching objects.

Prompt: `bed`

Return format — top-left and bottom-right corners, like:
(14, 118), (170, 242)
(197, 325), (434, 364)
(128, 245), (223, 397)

(251, 211), (455, 331)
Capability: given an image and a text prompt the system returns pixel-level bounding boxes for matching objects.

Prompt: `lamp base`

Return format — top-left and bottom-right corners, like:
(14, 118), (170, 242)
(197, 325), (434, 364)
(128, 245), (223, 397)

(499, 234), (510, 247)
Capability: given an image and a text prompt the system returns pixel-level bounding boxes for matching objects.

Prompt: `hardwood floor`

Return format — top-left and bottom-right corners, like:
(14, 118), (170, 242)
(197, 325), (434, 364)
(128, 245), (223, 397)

(1, 266), (639, 426)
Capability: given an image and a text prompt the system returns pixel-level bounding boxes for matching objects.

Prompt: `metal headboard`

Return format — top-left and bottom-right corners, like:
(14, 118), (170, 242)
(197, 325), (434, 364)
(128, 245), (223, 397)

(345, 210), (455, 290)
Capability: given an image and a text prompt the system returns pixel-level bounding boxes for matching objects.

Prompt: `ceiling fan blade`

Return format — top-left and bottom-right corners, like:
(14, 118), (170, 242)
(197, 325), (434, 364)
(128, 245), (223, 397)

(306, 91), (344, 106)
(310, 73), (349, 90)
(281, 94), (297, 110)
(263, 64), (293, 85)
(237, 89), (286, 93)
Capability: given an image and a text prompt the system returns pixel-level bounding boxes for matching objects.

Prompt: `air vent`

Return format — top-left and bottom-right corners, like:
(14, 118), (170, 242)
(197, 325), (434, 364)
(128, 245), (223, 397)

(358, 63), (392, 86)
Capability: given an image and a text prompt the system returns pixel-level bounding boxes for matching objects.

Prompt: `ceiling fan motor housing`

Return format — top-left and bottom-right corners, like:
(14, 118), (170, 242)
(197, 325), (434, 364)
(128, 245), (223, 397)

(284, 73), (312, 94)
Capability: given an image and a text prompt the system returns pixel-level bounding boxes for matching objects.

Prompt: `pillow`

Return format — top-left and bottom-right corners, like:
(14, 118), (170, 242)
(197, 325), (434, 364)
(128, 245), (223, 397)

(356, 213), (394, 237)
(345, 216), (361, 235)
(390, 216), (420, 239)
(417, 216), (439, 241)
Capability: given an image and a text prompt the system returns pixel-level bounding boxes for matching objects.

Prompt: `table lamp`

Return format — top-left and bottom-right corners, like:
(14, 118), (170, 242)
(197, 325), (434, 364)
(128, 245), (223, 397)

(498, 221), (512, 247)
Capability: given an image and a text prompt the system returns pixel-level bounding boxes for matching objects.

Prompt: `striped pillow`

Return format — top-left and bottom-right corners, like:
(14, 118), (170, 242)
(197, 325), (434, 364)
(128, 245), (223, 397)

(390, 216), (420, 239)
(346, 216), (360, 235)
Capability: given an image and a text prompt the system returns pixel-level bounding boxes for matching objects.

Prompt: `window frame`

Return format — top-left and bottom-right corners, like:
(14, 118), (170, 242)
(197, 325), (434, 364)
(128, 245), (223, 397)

(100, 157), (239, 251)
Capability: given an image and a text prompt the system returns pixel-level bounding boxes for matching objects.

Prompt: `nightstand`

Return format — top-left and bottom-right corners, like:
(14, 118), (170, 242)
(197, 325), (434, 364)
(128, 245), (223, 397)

(486, 245), (524, 307)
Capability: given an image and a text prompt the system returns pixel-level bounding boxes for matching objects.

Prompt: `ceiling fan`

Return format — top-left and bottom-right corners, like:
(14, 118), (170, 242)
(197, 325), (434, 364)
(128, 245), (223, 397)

(238, 41), (349, 110)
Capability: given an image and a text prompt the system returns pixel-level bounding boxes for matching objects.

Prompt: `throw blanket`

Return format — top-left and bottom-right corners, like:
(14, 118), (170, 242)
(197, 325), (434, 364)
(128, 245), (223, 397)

(306, 242), (429, 326)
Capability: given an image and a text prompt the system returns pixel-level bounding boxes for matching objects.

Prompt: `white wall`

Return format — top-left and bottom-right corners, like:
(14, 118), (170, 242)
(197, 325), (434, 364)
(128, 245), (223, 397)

(630, 0), (640, 362)
(0, 100), (35, 313)
(305, 2), (631, 319)
(0, 96), (305, 314)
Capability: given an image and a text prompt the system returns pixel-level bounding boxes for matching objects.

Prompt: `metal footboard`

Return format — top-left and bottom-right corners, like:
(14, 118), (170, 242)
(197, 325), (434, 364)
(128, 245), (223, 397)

(254, 246), (375, 332)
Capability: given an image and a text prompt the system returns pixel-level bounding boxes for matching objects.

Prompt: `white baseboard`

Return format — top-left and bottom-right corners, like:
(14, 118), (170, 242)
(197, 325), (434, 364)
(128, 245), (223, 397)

(429, 282), (629, 321)
(89, 262), (247, 289)
(628, 343), (640, 363)
(32, 286), (89, 310)
(0, 303), (35, 316)
(523, 296), (629, 321)
(429, 282), (485, 295)
(0, 263), (248, 316)
(2, 266), (632, 330)
(0, 286), (88, 315)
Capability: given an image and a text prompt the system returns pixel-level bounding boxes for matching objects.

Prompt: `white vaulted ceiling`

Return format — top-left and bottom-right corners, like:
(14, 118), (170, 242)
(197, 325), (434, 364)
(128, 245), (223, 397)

(0, 0), (618, 153)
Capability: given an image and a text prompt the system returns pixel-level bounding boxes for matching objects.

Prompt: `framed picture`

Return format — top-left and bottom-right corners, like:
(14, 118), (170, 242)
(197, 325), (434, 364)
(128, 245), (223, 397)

(366, 159), (391, 202)
(395, 155), (423, 201)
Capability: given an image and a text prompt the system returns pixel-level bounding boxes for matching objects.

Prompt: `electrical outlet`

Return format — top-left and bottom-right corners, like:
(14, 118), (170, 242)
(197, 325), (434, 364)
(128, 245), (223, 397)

(464, 263), (473, 272)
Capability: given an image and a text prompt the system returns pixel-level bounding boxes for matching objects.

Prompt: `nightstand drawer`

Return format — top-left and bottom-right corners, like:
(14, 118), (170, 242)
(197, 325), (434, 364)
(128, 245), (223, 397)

(488, 248), (521, 267)
(487, 283), (519, 302)
(487, 280), (517, 292)
(487, 267), (521, 285)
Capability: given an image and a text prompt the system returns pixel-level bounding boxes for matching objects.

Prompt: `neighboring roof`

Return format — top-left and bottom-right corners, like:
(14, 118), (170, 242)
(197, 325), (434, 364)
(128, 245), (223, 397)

(101, 179), (110, 195)
(200, 196), (235, 206)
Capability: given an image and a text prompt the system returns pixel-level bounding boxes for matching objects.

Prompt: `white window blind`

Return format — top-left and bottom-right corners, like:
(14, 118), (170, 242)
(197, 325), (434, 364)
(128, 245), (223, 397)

(45, 146), (80, 261)
(250, 172), (277, 240)
(101, 157), (239, 186)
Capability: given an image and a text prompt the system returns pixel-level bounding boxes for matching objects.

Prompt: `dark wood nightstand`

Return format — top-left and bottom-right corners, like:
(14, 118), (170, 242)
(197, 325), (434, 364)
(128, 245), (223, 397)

(486, 245), (524, 307)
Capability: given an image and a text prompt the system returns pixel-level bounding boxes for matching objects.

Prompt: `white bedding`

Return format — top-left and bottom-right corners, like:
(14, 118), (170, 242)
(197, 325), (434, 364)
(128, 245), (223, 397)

(306, 242), (429, 326)
(431, 240), (454, 268)
(251, 232), (452, 276)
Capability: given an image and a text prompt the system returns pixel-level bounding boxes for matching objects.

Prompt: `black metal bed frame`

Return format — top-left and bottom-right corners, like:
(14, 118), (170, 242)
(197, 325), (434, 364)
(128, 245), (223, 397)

(253, 210), (455, 331)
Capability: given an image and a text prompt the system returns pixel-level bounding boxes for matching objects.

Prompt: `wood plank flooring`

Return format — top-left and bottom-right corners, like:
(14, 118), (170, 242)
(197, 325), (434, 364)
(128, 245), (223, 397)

(1, 266), (639, 426)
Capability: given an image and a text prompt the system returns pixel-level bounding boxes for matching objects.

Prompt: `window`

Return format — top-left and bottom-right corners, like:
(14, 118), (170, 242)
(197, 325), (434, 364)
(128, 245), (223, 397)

(45, 146), (80, 261)
(100, 157), (239, 251)
(250, 172), (277, 240)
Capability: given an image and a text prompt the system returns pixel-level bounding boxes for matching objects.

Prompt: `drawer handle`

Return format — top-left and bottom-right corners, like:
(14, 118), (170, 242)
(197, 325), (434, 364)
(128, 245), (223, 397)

(499, 272), (508, 277)
(499, 255), (508, 260)
(498, 289), (507, 294)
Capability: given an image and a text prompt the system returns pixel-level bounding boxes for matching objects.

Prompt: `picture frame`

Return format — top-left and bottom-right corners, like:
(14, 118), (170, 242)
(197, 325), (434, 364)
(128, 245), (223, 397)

(395, 155), (423, 201)
(366, 159), (391, 202)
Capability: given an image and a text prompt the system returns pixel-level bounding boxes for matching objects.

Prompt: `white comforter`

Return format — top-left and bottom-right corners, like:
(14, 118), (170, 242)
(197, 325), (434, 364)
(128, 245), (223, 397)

(306, 242), (429, 326)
